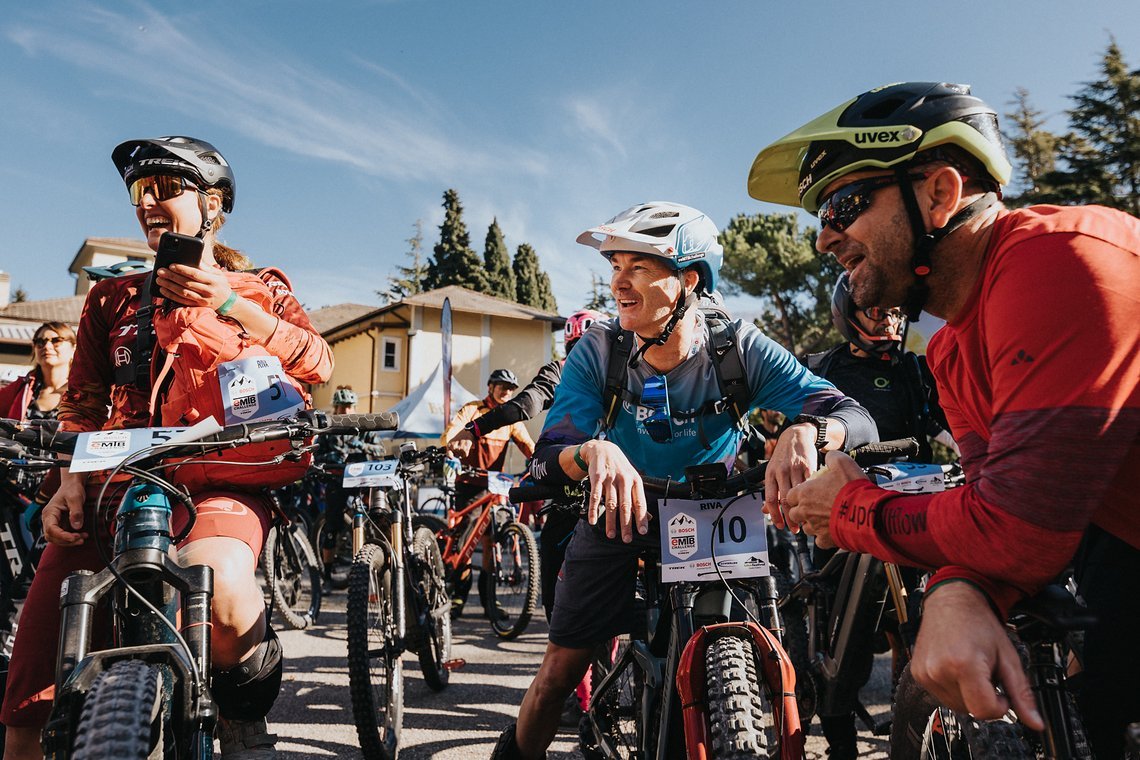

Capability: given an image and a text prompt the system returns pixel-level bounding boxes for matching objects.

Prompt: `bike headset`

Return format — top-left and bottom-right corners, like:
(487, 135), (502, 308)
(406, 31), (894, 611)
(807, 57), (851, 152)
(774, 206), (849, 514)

(747, 82), (1012, 320)
(112, 135), (236, 239)
(576, 201), (723, 369)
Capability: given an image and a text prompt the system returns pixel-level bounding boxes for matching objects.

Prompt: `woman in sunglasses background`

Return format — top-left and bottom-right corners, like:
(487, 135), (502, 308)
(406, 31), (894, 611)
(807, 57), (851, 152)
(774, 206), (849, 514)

(0, 322), (76, 423)
(0, 136), (333, 760)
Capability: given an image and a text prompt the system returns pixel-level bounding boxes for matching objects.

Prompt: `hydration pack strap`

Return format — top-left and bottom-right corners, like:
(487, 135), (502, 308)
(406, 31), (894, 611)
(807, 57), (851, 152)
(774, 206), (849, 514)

(114, 272), (159, 390)
(601, 328), (636, 430)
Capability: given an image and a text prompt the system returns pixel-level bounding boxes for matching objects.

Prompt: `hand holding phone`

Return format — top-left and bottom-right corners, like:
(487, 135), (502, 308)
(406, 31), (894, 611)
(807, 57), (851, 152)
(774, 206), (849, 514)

(154, 232), (204, 272)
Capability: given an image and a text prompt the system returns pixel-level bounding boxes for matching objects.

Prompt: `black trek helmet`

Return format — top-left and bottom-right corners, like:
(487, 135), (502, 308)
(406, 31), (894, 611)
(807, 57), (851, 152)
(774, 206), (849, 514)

(112, 136), (236, 213)
(832, 272), (901, 355)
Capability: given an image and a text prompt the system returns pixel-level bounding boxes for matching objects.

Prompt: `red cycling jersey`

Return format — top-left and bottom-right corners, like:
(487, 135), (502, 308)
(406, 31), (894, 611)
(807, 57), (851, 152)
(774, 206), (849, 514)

(832, 204), (1140, 615)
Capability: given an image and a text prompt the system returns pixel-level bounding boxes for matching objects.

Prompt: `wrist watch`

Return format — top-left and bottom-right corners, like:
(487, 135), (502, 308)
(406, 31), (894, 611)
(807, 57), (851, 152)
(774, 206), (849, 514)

(463, 421), (482, 439)
(792, 414), (829, 450)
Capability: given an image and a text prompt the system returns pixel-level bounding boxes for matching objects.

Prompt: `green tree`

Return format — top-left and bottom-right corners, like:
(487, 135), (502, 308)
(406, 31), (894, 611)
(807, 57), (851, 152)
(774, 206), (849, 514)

(512, 243), (542, 308)
(583, 272), (614, 313)
(1003, 87), (1058, 205)
(536, 270), (557, 313)
(719, 211), (843, 355)
(482, 218), (516, 300)
(382, 220), (429, 303)
(424, 188), (490, 292)
(1039, 40), (1140, 215)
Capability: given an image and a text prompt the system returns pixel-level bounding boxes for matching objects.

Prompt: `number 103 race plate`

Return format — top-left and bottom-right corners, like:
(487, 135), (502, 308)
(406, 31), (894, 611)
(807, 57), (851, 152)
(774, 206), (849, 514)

(658, 493), (769, 582)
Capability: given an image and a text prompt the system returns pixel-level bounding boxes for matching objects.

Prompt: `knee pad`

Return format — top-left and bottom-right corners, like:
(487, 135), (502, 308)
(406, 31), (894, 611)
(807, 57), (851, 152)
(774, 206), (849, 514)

(211, 627), (283, 721)
(490, 723), (546, 760)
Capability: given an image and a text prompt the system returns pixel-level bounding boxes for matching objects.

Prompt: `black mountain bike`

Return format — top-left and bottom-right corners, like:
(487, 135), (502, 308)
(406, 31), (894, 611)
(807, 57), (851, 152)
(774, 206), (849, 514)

(261, 487), (322, 630)
(1, 410), (396, 759)
(346, 441), (453, 760)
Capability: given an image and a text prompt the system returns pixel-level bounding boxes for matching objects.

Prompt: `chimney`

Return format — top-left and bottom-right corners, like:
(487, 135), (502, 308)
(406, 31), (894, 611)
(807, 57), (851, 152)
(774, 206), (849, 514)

(0, 272), (10, 309)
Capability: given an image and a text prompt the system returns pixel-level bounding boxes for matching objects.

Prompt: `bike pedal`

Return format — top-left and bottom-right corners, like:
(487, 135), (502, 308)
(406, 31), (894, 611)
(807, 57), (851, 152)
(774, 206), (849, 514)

(443, 658), (467, 672)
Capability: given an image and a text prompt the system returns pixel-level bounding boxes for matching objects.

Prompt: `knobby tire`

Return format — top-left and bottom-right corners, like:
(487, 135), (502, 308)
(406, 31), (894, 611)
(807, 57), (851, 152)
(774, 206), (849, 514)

(72, 660), (163, 760)
(347, 543), (403, 760)
(489, 521), (539, 640)
(706, 634), (770, 760)
(263, 522), (322, 630)
(407, 526), (451, 692)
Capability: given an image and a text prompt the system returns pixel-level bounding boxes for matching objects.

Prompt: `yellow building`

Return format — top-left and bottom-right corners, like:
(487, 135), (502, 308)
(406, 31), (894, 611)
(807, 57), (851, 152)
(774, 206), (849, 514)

(312, 287), (564, 462)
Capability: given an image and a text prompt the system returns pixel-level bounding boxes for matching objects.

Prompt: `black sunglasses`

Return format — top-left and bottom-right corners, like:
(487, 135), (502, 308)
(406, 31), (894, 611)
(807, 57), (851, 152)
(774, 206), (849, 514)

(33, 336), (70, 348)
(861, 306), (903, 322)
(818, 173), (927, 233)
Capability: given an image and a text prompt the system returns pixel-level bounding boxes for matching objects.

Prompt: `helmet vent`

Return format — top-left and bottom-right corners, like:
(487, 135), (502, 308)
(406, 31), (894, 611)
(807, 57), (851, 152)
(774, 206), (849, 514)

(638, 224), (675, 238)
(649, 210), (679, 220)
(198, 153), (223, 166)
(862, 97), (908, 120)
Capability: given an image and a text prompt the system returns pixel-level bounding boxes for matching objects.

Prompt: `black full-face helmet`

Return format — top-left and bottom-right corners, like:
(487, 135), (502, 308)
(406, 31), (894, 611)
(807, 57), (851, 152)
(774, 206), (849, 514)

(831, 272), (902, 355)
(112, 136), (236, 213)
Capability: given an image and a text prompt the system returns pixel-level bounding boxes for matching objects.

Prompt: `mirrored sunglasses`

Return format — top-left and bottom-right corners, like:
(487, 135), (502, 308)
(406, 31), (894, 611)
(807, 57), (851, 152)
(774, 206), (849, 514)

(128, 175), (197, 206)
(817, 173), (926, 233)
(640, 374), (672, 443)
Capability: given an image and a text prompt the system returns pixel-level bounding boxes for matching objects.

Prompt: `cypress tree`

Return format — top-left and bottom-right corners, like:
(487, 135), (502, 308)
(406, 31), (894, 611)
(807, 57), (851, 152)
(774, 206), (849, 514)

(513, 243), (542, 307)
(425, 188), (490, 292)
(483, 218), (516, 300)
(536, 270), (557, 313)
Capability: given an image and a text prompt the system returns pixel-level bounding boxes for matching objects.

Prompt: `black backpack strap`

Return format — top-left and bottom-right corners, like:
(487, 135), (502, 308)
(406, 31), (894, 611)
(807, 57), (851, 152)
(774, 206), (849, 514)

(706, 317), (749, 426)
(114, 272), (159, 391)
(601, 326), (636, 431)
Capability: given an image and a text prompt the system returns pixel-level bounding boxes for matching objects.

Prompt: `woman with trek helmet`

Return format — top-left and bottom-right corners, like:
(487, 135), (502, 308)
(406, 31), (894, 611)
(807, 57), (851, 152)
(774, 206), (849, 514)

(0, 136), (332, 759)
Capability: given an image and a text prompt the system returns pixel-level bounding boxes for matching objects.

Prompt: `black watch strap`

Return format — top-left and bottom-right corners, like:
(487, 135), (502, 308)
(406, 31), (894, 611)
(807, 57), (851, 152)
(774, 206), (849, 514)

(792, 414), (829, 450)
(464, 420), (482, 439)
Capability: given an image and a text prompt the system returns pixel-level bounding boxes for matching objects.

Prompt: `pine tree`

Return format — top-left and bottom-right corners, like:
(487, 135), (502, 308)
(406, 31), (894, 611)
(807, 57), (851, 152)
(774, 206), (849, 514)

(382, 220), (430, 303)
(583, 272), (614, 313)
(513, 243), (542, 307)
(424, 188), (490, 292)
(12, 287), (27, 303)
(483, 218), (516, 300)
(1041, 40), (1140, 215)
(1003, 88), (1058, 205)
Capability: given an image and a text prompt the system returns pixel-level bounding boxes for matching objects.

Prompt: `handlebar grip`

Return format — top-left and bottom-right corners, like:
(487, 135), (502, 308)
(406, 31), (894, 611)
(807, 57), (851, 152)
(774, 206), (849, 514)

(13, 426), (77, 455)
(0, 439), (25, 458)
(508, 484), (567, 502)
(849, 438), (920, 466)
(326, 412), (399, 433)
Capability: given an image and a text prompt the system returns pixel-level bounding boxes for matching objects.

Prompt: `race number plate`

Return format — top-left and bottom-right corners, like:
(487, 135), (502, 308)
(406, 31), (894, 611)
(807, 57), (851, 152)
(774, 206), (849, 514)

(218, 355), (306, 426)
(343, 460), (402, 488)
(871, 463), (945, 494)
(487, 472), (515, 496)
(658, 494), (769, 582)
(70, 427), (188, 473)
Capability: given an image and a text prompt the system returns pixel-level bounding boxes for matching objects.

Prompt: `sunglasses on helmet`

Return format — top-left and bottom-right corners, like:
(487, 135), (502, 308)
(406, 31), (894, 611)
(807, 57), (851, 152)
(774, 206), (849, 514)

(817, 173), (927, 233)
(640, 374), (672, 443)
(128, 175), (197, 206)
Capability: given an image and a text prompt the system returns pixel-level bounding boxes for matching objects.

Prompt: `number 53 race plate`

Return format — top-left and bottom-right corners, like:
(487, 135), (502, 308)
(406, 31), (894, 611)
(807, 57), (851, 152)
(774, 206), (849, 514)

(658, 493), (769, 582)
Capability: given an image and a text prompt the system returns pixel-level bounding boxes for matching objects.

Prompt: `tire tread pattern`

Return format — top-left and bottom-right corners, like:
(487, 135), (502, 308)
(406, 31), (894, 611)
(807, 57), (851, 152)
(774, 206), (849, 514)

(706, 634), (769, 760)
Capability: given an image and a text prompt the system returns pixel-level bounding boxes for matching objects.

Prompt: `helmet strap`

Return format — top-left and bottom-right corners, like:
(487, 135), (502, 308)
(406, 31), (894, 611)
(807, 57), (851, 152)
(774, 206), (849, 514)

(629, 272), (693, 370)
(894, 166), (998, 320)
(196, 190), (214, 238)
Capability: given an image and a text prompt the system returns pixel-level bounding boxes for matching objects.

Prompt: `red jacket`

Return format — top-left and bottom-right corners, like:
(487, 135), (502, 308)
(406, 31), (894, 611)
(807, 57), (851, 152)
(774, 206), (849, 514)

(831, 205), (1140, 616)
(0, 372), (34, 422)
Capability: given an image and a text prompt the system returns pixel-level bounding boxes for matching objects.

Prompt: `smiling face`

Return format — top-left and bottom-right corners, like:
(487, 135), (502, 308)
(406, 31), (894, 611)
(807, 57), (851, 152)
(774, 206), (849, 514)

(32, 328), (75, 373)
(608, 252), (692, 336)
(815, 171), (917, 310)
(133, 174), (217, 251)
(488, 382), (515, 404)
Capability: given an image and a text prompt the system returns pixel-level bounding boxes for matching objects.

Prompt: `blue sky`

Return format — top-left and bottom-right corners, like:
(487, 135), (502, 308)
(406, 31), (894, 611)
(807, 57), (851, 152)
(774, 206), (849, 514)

(2, 1), (1138, 316)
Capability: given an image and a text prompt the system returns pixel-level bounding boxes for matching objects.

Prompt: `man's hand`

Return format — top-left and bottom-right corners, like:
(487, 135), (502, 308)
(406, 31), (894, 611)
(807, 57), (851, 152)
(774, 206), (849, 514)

(581, 440), (649, 543)
(447, 428), (475, 458)
(910, 582), (1044, 731)
(762, 423), (818, 530)
(42, 472), (89, 546)
(784, 450), (867, 549)
(156, 263), (233, 310)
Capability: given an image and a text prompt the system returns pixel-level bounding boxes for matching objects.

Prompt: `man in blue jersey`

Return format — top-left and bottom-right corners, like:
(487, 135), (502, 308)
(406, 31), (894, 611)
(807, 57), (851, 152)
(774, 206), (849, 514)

(492, 201), (877, 759)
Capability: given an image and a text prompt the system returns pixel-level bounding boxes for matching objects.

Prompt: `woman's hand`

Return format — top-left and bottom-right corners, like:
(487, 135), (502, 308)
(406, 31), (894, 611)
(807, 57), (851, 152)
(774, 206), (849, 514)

(42, 472), (89, 546)
(763, 423), (818, 530)
(155, 263), (234, 310)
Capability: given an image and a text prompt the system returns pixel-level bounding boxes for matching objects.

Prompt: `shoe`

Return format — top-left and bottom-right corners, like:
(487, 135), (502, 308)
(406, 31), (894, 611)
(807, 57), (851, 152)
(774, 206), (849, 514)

(217, 716), (279, 759)
(559, 691), (583, 729)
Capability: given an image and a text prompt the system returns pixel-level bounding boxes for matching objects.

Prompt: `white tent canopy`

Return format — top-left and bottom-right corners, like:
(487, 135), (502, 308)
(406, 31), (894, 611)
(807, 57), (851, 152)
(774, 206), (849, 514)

(378, 363), (479, 439)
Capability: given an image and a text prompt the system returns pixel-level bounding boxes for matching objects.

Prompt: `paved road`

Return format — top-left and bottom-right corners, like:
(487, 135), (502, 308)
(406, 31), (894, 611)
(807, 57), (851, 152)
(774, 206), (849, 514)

(268, 590), (895, 759)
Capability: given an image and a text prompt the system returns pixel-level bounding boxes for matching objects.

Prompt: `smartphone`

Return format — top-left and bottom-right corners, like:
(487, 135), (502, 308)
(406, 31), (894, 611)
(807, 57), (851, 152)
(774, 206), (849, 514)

(153, 232), (204, 272)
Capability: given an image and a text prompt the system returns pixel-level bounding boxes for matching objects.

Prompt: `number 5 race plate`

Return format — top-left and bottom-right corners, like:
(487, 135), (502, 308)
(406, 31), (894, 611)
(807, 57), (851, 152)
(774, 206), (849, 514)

(658, 493), (769, 582)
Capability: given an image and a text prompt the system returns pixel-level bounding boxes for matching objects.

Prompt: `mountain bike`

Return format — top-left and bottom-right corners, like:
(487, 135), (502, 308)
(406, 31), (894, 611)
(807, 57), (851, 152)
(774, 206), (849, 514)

(414, 456), (540, 640)
(345, 441), (453, 760)
(0, 435), (52, 659)
(260, 487), (322, 630)
(1, 410), (396, 759)
(512, 459), (808, 760)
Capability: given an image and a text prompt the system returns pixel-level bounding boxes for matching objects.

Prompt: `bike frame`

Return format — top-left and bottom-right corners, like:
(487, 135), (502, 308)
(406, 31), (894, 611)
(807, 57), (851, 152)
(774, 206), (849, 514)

(44, 482), (215, 758)
(437, 488), (507, 574)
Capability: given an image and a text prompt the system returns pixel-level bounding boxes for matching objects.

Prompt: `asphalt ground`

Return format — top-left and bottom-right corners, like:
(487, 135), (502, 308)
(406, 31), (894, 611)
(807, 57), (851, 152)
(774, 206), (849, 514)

(268, 587), (895, 759)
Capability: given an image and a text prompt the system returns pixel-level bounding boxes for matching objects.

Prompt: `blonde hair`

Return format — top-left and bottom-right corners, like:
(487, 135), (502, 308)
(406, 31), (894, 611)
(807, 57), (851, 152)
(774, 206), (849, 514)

(205, 188), (253, 271)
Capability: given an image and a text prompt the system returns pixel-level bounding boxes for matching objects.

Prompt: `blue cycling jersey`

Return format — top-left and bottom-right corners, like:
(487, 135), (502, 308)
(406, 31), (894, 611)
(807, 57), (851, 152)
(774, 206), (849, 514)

(531, 314), (875, 483)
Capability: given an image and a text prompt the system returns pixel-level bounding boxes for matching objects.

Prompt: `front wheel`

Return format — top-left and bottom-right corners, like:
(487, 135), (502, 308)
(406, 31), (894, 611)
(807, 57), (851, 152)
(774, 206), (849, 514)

(263, 522), (322, 630)
(347, 543), (403, 760)
(407, 527), (452, 692)
(71, 660), (164, 760)
(488, 521), (539, 640)
(706, 634), (770, 759)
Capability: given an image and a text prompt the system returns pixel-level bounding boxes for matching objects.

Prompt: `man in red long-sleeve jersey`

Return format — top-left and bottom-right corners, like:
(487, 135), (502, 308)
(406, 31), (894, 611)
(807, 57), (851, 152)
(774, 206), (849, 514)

(749, 82), (1140, 758)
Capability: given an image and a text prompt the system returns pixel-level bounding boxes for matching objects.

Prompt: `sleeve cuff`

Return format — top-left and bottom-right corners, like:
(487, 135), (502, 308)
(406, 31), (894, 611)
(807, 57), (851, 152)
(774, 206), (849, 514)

(927, 567), (1024, 619)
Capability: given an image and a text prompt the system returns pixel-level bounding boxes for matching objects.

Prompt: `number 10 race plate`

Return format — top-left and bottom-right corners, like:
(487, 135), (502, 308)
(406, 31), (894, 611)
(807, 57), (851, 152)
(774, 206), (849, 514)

(657, 493), (769, 582)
